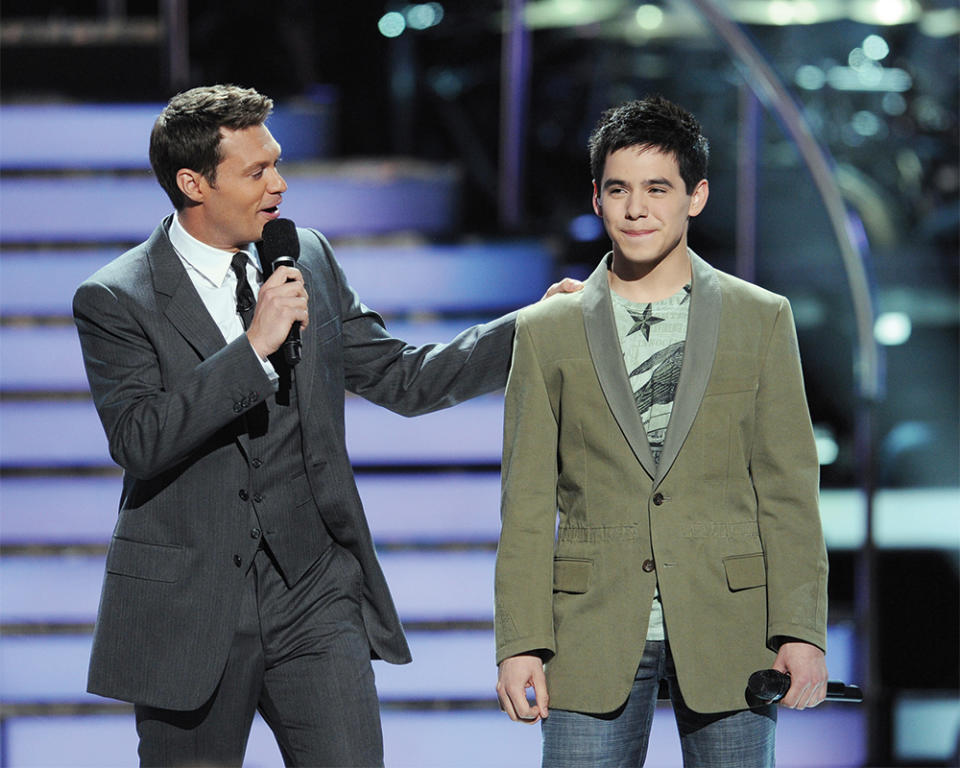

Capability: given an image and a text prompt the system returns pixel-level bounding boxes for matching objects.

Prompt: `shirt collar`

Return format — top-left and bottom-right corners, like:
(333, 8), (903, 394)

(169, 213), (262, 288)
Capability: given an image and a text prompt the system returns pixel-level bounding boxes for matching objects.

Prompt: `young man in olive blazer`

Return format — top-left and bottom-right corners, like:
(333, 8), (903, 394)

(495, 97), (829, 766)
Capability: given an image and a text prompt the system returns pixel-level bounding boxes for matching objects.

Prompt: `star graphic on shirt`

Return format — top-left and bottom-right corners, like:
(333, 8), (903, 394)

(626, 304), (665, 341)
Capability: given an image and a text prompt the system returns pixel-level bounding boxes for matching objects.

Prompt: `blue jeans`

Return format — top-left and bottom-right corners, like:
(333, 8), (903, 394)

(541, 640), (776, 768)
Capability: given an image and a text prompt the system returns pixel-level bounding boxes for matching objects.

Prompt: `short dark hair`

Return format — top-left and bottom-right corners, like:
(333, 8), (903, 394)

(149, 84), (274, 210)
(588, 96), (709, 194)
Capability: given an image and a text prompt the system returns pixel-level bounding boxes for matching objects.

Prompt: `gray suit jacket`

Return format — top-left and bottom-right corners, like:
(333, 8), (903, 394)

(74, 216), (516, 709)
(495, 251), (828, 713)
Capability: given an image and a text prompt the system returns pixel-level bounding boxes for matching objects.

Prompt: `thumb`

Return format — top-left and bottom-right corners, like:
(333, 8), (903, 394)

(533, 667), (550, 718)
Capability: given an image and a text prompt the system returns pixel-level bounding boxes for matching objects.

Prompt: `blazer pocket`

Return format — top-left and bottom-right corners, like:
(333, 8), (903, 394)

(553, 557), (593, 594)
(106, 537), (184, 583)
(723, 552), (766, 591)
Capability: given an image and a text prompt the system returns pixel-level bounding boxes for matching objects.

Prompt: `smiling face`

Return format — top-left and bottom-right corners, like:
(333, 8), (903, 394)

(593, 144), (708, 280)
(176, 124), (286, 251)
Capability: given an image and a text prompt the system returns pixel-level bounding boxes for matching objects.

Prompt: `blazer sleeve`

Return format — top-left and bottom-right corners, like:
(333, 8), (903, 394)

(494, 312), (560, 663)
(73, 279), (273, 480)
(752, 298), (829, 651)
(306, 230), (517, 416)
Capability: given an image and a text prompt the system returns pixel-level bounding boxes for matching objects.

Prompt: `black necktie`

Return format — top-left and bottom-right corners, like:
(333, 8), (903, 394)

(230, 251), (256, 330)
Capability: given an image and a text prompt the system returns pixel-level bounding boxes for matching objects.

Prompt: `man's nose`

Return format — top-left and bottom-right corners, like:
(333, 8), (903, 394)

(269, 169), (287, 194)
(626, 196), (647, 219)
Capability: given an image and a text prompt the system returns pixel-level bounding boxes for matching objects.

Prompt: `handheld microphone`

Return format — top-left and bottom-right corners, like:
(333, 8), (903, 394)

(261, 218), (302, 367)
(747, 669), (863, 703)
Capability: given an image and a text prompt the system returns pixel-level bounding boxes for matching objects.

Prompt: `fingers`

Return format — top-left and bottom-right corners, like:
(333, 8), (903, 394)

(772, 641), (828, 710)
(540, 277), (584, 301)
(782, 675), (826, 709)
(497, 656), (549, 724)
(246, 266), (309, 358)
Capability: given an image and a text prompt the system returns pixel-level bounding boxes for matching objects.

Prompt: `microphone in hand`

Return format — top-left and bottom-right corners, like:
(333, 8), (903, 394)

(747, 668), (863, 703)
(261, 218), (302, 367)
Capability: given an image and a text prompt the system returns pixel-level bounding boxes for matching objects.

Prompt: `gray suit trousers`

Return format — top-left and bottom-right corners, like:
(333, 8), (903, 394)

(135, 542), (383, 767)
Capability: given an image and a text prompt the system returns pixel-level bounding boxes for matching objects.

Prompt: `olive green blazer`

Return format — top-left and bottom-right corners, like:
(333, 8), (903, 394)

(494, 251), (828, 714)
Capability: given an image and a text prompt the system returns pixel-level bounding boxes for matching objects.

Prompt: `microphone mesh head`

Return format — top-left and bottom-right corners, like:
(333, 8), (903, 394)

(261, 218), (300, 262)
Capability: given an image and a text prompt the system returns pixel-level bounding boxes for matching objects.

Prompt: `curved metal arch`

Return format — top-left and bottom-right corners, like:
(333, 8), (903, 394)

(688, 0), (883, 402)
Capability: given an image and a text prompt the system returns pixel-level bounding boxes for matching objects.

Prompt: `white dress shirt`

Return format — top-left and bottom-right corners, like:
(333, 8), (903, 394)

(169, 213), (277, 381)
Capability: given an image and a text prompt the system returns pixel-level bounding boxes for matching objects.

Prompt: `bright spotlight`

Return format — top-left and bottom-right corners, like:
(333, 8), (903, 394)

(795, 65), (826, 90)
(406, 3), (441, 30)
(378, 11), (406, 38)
(874, 311), (912, 345)
(813, 425), (839, 466)
(863, 34), (890, 60)
(873, 0), (911, 24)
(768, 0), (794, 25)
(635, 4), (664, 30)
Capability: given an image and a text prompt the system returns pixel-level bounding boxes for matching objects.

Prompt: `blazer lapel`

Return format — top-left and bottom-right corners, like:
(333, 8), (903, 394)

(655, 249), (721, 484)
(148, 216), (229, 361)
(148, 216), (255, 455)
(289, 240), (316, 411)
(582, 255), (658, 479)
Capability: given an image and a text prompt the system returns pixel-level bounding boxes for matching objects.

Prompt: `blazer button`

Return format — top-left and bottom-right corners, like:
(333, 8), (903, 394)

(652, 492), (665, 505)
(233, 403), (243, 413)
(251, 458), (263, 468)
(253, 493), (264, 504)
(239, 489), (249, 501)
(642, 558), (656, 573)
(233, 554), (242, 567)
(250, 528), (262, 539)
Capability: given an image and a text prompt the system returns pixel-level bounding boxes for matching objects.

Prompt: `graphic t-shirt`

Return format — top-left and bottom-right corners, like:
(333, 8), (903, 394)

(611, 283), (691, 640)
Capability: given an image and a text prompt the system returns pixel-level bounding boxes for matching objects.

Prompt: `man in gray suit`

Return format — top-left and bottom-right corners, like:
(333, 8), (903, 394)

(73, 84), (575, 766)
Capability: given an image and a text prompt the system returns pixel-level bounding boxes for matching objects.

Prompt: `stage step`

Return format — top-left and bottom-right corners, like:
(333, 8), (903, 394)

(0, 394), (505, 469)
(0, 551), (500, 625)
(0, 472), (504, 547)
(0, 162), (462, 243)
(0, 100), (336, 170)
(0, 243), (552, 318)
(0, 625), (856, 704)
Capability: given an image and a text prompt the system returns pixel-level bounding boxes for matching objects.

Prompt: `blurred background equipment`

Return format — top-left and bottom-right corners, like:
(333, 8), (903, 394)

(1, 1), (957, 766)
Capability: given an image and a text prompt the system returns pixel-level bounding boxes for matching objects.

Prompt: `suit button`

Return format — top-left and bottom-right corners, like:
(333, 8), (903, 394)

(652, 493), (665, 505)
(249, 392), (259, 402)
(239, 489), (249, 501)
(233, 554), (242, 567)
(253, 493), (263, 504)
(251, 458), (263, 468)
(250, 528), (262, 539)
(642, 559), (656, 573)
(233, 404), (243, 413)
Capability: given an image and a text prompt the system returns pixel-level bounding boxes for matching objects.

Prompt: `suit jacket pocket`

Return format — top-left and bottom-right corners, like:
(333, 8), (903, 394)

(553, 558), (593, 594)
(722, 552), (766, 591)
(106, 537), (184, 583)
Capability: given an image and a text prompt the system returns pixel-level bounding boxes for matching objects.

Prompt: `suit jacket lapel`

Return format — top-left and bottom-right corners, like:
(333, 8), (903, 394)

(148, 216), (229, 361)
(290, 239), (316, 411)
(655, 249), (721, 485)
(148, 216), (255, 455)
(582, 255), (658, 479)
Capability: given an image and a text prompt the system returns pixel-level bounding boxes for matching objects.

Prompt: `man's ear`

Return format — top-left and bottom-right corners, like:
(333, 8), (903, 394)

(176, 168), (206, 205)
(688, 178), (709, 218)
(592, 180), (602, 216)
